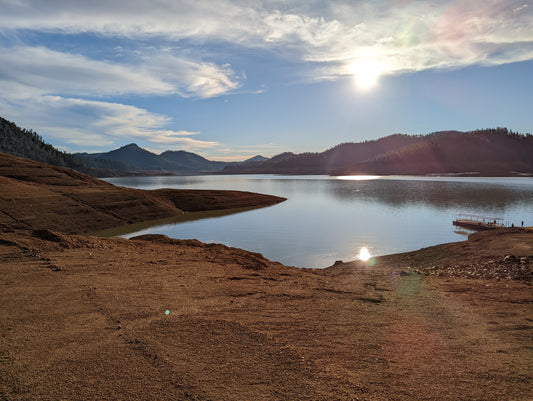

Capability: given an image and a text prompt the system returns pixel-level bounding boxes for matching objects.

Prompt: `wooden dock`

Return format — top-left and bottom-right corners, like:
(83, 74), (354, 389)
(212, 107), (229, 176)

(453, 214), (506, 231)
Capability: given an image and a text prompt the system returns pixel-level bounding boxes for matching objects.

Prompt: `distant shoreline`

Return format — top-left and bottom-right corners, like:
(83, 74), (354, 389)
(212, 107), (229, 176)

(100, 170), (533, 178)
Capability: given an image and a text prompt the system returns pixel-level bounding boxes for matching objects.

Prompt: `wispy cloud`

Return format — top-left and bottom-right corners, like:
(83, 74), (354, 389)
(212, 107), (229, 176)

(2, 0), (532, 78)
(297, 1), (533, 79)
(0, 46), (242, 98)
(0, 44), (239, 151)
(0, 95), (220, 152)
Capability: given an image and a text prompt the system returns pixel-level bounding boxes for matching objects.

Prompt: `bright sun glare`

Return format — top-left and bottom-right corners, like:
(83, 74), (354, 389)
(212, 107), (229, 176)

(358, 247), (371, 262)
(351, 60), (382, 91)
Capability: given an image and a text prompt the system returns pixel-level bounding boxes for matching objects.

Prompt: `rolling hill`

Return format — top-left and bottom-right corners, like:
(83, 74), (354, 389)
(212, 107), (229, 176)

(77, 144), (267, 173)
(224, 129), (533, 176)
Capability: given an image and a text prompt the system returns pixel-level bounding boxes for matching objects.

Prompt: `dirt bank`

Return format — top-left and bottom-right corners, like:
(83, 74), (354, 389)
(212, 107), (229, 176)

(0, 152), (285, 234)
(1, 154), (532, 400)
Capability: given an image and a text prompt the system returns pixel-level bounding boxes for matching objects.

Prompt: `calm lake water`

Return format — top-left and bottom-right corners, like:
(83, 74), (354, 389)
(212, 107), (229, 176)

(103, 175), (533, 268)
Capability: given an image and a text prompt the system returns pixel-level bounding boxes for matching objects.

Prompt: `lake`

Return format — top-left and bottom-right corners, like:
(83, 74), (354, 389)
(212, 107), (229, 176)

(103, 175), (533, 268)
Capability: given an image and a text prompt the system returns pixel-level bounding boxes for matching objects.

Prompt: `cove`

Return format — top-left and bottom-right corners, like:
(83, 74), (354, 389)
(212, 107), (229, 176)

(104, 175), (533, 268)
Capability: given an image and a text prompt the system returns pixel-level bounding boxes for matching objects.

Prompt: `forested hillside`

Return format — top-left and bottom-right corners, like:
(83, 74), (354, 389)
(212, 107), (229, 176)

(2, 116), (531, 177)
(224, 128), (533, 176)
(0, 117), (84, 170)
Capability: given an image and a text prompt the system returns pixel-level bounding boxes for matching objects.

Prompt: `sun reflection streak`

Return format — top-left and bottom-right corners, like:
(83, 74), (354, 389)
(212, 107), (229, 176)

(358, 247), (371, 261)
(336, 175), (381, 181)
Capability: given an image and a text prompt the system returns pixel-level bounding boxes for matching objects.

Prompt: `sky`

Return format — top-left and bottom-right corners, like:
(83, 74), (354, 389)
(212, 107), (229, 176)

(1, 0), (532, 161)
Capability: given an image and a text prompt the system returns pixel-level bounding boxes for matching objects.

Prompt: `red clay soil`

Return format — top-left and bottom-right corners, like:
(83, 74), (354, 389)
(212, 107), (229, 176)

(1, 153), (532, 400)
(0, 152), (285, 234)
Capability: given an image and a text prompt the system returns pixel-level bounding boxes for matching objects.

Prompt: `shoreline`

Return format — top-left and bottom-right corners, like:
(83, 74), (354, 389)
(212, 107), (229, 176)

(1, 226), (532, 400)
(1, 152), (532, 400)
(0, 152), (286, 235)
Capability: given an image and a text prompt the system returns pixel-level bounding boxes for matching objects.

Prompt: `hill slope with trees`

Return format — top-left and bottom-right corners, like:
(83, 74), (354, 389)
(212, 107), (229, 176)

(0, 117), (85, 170)
(2, 116), (531, 177)
(224, 129), (533, 176)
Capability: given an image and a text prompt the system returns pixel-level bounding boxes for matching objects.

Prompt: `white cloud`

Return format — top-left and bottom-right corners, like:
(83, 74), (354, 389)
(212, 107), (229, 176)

(0, 46), (171, 97)
(299, 0), (533, 79)
(2, 0), (532, 80)
(0, 95), (220, 151)
(43, 126), (115, 148)
(0, 44), (239, 152)
(156, 136), (219, 148)
(142, 53), (242, 98)
(0, 46), (242, 99)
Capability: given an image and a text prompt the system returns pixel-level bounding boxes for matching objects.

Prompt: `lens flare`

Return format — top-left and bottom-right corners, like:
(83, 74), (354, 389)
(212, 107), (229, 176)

(358, 247), (371, 262)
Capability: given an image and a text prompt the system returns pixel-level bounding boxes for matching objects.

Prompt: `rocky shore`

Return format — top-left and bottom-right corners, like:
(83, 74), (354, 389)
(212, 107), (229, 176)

(1, 152), (532, 400)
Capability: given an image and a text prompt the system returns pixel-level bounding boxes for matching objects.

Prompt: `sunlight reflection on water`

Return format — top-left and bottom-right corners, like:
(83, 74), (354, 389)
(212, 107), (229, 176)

(104, 175), (533, 268)
(358, 247), (372, 261)
(335, 175), (382, 181)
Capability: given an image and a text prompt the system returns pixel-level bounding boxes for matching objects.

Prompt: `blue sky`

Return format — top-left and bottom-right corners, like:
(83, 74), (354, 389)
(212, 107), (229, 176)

(1, 0), (532, 161)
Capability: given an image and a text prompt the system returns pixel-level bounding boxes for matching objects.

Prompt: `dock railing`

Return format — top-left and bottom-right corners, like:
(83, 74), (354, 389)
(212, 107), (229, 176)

(453, 214), (505, 228)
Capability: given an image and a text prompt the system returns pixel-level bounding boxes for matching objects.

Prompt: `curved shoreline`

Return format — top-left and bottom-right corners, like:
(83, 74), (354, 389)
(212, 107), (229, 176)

(0, 152), (286, 235)
(1, 152), (532, 400)
(92, 205), (279, 238)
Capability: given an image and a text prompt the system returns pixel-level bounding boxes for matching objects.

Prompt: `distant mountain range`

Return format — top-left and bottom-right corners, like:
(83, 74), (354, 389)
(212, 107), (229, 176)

(0, 116), (267, 176)
(223, 129), (533, 176)
(76, 144), (268, 174)
(1, 116), (532, 177)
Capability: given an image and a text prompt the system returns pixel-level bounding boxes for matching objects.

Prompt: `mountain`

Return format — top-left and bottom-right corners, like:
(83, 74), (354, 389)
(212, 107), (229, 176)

(243, 155), (269, 163)
(80, 145), (232, 173)
(0, 116), (271, 176)
(80, 143), (180, 171)
(337, 129), (533, 176)
(0, 117), (226, 176)
(3, 116), (530, 177)
(81, 145), (270, 173)
(224, 129), (533, 176)
(159, 149), (232, 171)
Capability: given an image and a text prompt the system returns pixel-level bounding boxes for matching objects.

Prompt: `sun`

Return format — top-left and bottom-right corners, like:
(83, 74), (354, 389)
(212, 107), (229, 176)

(351, 59), (382, 91)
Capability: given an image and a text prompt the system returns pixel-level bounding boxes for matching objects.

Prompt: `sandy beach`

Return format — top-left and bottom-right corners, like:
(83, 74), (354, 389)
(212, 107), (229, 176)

(1, 152), (532, 400)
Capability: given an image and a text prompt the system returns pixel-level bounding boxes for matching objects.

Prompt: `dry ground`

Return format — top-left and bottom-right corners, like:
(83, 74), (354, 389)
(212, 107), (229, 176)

(1, 228), (531, 400)
(1, 152), (532, 400)
(0, 153), (286, 234)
